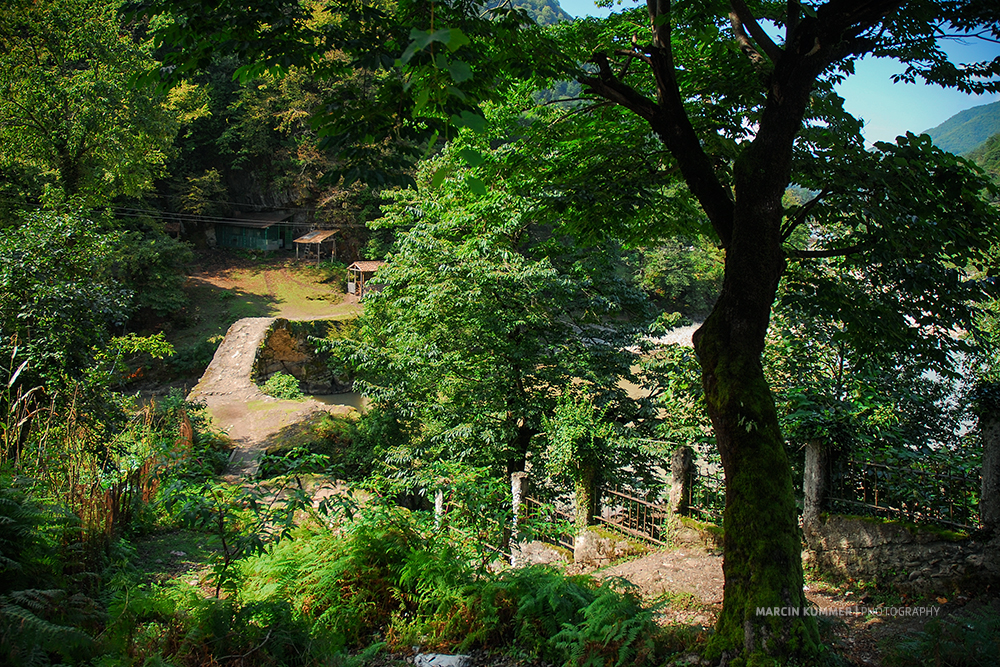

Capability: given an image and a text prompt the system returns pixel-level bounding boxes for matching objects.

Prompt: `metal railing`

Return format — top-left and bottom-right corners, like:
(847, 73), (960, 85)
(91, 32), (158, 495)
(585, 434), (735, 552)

(829, 460), (980, 531)
(689, 465), (725, 522)
(596, 487), (671, 545)
(521, 496), (574, 549)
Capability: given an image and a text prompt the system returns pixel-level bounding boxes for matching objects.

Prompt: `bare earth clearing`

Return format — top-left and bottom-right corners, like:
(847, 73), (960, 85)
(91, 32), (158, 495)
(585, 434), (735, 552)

(156, 253), (990, 667)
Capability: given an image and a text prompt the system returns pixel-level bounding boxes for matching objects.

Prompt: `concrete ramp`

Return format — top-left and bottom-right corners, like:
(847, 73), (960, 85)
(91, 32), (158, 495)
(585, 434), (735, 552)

(186, 316), (357, 481)
(188, 317), (275, 402)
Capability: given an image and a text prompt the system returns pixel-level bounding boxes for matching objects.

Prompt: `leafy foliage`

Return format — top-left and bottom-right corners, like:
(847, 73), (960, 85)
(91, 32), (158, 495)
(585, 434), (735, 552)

(0, 0), (174, 208)
(259, 371), (304, 400)
(638, 237), (723, 318)
(1, 588), (98, 667)
(237, 507), (668, 665)
(103, 581), (322, 667)
(160, 478), (311, 596)
(0, 213), (132, 390)
(326, 132), (656, 478)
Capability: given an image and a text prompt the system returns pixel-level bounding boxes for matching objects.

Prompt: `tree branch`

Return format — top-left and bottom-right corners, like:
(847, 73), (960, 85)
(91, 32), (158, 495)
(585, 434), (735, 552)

(730, 11), (769, 68)
(729, 0), (782, 63)
(648, 0), (670, 49)
(785, 0), (800, 42)
(550, 100), (614, 125)
(580, 1), (736, 245)
(780, 187), (830, 241)
(789, 239), (874, 259)
(578, 54), (658, 122)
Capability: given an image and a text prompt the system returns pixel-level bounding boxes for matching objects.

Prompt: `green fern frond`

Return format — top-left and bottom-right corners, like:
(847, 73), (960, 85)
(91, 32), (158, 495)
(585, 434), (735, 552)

(0, 590), (95, 665)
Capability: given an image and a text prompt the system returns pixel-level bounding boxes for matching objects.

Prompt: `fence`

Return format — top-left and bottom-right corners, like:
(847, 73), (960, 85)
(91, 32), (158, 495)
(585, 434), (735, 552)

(519, 440), (988, 551)
(828, 460), (980, 531)
(595, 487), (671, 545)
(522, 496), (574, 549)
(688, 465), (725, 522)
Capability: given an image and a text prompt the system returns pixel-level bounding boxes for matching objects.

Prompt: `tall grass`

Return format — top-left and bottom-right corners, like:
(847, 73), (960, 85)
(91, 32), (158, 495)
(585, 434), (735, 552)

(0, 380), (211, 665)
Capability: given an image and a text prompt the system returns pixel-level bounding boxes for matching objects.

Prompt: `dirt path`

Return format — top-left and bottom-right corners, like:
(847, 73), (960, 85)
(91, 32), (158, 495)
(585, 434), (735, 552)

(188, 316), (358, 479)
(592, 544), (992, 666)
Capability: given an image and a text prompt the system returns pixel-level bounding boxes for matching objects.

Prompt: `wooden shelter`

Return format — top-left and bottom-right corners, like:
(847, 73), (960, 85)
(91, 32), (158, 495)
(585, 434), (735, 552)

(347, 260), (386, 298)
(214, 211), (293, 251)
(293, 229), (339, 264)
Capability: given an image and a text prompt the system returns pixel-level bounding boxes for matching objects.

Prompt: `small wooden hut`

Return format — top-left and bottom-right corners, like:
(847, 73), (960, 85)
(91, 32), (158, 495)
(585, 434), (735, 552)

(347, 260), (386, 298)
(214, 211), (293, 251)
(293, 229), (339, 264)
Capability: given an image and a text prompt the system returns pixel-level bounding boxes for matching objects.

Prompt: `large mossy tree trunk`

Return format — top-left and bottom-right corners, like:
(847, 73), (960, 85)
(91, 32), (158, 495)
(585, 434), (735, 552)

(695, 309), (818, 661)
(578, 2), (918, 662)
(692, 126), (821, 661)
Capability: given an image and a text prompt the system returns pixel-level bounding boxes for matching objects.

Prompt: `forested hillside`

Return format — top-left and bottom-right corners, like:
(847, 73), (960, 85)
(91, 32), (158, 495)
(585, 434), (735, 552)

(2, 1), (999, 666)
(969, 131), (1000, 190)
(924, 99), (1000, 155)
(507, 0), (572, 24)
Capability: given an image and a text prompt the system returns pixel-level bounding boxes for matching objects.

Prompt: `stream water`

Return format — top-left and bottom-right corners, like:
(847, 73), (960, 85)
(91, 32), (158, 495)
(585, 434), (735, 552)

(310, 392), (367, 409)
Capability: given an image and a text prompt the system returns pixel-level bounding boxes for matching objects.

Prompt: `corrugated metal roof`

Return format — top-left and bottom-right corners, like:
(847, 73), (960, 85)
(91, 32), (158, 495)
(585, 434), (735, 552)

(293, 229), (339, 244)
(213, 211), (292, 228)
(348, 260), (386, 272)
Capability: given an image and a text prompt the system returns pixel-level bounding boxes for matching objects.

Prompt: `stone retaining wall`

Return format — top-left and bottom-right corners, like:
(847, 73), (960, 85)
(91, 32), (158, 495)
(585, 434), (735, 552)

(804, 515), (1000, 594)
(254, 318), (351, 394)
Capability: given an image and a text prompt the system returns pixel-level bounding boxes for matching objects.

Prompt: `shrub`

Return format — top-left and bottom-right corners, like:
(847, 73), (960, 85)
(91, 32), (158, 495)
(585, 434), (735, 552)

(884, 606), (1000, 667)
(260, 372), (304, 400)
(238, 508), (669, 666)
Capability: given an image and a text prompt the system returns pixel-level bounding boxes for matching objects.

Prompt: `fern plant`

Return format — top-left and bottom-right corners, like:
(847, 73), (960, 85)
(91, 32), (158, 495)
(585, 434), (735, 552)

(0, 589), (97, 666)
(885, 607), (1000, 667)
(237, 507), (670, 666)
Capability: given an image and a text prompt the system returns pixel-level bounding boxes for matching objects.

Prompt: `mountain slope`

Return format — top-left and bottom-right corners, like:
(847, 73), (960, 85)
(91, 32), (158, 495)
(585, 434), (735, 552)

(507, 0), (573, 24)
(923, 100), (1000, 155)
(968, 132), (1000, 200)
(519, 0), (573, 24)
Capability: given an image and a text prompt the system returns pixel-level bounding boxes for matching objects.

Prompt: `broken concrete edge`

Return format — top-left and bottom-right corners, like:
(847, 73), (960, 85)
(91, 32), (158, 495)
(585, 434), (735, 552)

(677, 516), (724, 549)
(573, 527), (649, 568)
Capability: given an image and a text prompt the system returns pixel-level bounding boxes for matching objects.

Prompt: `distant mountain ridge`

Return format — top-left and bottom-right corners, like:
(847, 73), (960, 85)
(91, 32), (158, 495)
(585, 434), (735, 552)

(923, 100), (1000, 155)
(498, 0), (572, 24)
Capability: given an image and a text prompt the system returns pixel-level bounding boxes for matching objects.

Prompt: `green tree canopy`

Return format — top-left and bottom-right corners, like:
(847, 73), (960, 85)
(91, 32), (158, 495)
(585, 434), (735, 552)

(0, 0), (175, 209)
(0, 213), (132, 390)
(333, 132), (655, 480)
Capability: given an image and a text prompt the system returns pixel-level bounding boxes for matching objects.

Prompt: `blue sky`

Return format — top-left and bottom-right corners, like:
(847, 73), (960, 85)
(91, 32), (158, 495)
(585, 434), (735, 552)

(558, 0), (1000, 144)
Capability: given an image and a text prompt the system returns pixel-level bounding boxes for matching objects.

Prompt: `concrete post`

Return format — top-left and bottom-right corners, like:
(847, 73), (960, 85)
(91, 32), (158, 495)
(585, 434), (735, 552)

(434, 488), (445, 529)
(981, 415), (1000, 534)
(510, 472), (530, 564)
(803, 440), (827, 536)
(668, 446), (694, 515)
(511, 472), (530, 533)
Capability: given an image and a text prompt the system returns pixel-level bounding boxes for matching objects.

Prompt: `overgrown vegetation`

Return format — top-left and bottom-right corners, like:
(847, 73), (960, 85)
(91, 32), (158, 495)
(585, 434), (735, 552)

(885, 606), (1000, 667)
(1, 0), (998, 664)
(259, 372), (305, 400)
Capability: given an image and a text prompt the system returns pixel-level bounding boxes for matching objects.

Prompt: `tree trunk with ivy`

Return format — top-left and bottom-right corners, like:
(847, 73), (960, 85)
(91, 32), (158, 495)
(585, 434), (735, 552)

(573, 461), (598, 533)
